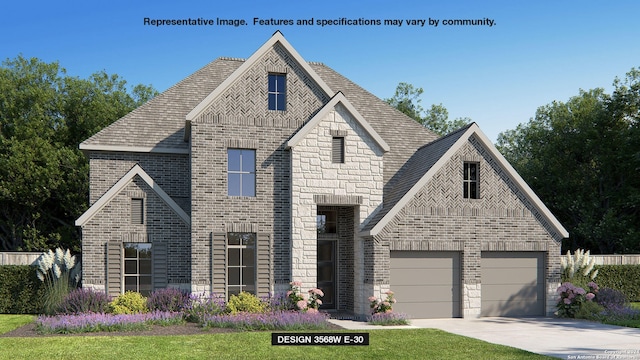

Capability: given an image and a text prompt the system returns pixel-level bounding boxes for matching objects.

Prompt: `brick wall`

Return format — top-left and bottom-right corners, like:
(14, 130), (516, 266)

(377, 135), (562, 317)
(189, 44), (330, 296)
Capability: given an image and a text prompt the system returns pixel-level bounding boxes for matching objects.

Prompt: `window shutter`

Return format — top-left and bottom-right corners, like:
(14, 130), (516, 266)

(332, 137), (345, 163)
(131, 198), (144, 224)
(256, 233), (272, 297)
(106, 241), (122, 297)
(152, 242), (167, 290)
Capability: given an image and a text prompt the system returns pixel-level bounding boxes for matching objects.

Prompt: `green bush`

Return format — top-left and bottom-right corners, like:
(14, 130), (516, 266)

(595, 265), (640, 302)
(109, 291), (149, 314)
(0, 265), (45, 314)
(226, 292), (267, 314)
(574, 300), (605, 321)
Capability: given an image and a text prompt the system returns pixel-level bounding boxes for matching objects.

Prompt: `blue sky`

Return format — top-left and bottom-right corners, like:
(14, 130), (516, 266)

(4, 1), (639, 141)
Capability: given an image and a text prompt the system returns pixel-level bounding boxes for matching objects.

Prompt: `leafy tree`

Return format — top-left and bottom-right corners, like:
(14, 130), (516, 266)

(385, 82), (471, 136)
(0, 55), (157, 252)
(496, 69), (640, 254)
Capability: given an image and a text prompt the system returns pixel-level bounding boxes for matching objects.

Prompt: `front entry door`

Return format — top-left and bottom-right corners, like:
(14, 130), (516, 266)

(317, 240), (336, 309)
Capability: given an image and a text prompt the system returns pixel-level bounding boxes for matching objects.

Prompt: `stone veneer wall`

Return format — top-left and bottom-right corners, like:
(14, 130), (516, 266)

(290, 104), (384, 316)
(377, 135), (563, 317)
(81, 177), (191, 292)
(190, 44), (329, 295)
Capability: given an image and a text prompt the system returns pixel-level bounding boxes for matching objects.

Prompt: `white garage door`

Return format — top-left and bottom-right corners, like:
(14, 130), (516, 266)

(481, 252), (545, 317)
(390, 251), (461, 318)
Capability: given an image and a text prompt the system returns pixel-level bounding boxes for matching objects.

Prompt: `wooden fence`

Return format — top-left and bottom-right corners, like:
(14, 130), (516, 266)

(591, 255), (640, 265)
(0, 252), (41, 266)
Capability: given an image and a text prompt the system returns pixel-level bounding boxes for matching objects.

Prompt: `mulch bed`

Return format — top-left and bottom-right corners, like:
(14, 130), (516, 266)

(1, 321), (344, 338)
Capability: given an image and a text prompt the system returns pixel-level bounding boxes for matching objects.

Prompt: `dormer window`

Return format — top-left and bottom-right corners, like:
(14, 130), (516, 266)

(268, 73), (286, 111)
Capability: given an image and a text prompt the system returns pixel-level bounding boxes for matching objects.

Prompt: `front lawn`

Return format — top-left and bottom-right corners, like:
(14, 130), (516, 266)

(0, 315), (34, 333)
(0, 315), (550, 360)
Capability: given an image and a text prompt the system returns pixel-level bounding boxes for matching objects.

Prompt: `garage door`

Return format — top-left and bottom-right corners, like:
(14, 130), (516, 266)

(481, 252), (545, 317)
(390, 251), (461, 318)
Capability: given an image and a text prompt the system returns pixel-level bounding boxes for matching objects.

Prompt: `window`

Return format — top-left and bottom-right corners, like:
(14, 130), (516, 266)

(228, 149), (256, 197)
(123, 243), (152, 296)
(332, 137), (345, 163)
(268, 73), (286, 111)
(227, 232), (256, 297)
(463, 162), (479, 199)
(131, 198), (144, 224)
(317, 210), (337, 234)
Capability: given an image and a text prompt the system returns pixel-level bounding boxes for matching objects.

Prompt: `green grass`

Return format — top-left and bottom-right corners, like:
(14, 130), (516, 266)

(0, 315), (551, 360)
(0, 314), (34, 333)
(630, 302), (640, 310)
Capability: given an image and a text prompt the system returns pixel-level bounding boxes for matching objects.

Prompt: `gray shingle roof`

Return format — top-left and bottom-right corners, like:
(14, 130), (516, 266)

(80, 58), (243, 151)
(362, 123), (473, 232)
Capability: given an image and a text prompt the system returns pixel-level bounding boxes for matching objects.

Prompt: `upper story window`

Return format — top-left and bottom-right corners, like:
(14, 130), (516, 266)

(228, 149), (256, 197)
(131, 198), (144, 224)
(332, 137), (345, 164)
(268, 73), (286, 111)
(463, 162), (479, 199)
(317, 210), (337, 234)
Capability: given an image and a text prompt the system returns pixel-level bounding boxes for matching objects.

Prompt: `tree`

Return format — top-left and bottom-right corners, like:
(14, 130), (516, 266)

(496, 69), (640, 254)
(0, 55), (157, 252)
(385, 82), (471, 136)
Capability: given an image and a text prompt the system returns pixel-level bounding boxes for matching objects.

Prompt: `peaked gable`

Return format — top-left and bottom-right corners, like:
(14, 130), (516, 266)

(186, 31), (333, 123)
(286, 92), (390, 153)
(364, 123), (569, 238)
(76, 165), (190, 226)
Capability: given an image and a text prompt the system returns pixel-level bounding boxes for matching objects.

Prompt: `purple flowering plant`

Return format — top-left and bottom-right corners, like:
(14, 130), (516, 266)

(201, 310), (330, 331)
(36, 311), (184, 334)
(367, 311), (409, 326)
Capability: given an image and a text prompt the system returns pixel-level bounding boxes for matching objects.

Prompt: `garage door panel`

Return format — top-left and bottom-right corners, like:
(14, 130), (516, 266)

(482, 268), (539, 284)
(394, 284), (460, 302)
(481, 252), (545, 317)
(395, 301), (461, 319)
(391, 251), (461, 318)
(482, 284), (542, 301)
(392, 269), (456, 286)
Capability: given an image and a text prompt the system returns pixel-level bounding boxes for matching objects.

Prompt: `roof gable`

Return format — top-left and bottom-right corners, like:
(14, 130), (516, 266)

(286, 92), (390, 152)
(364, 123), (569, 238)
(186, 31), (333, 123)
(75, 165), (190, 226)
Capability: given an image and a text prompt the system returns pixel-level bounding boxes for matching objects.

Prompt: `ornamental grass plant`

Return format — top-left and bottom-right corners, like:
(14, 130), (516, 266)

(35, 248), (81, 315)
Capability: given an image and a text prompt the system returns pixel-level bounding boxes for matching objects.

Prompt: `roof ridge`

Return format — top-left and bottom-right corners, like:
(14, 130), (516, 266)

(415, 122), (475, 152)
(217, 56), (246, 62)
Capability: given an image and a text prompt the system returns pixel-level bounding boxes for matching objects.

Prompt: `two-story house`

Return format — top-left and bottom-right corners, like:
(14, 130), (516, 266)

(75, 31), (568, 318)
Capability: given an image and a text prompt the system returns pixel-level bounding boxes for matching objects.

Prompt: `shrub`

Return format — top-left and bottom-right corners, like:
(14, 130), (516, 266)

(109, 291), (148, 314)
(556, 282), (597, 318)
(147, 287), (190, 312)
(367, 312), (410, 326)
(560, 249), (598, 288)
(58, 288), (110, 314)
(264, 292), (289, 311)
(35, 248), (81, 314)
(369, 290), (397, 314)
(574, 300), (605, 321)
(286, 281), (325, 312)
(0, 265), (45, 314)
(183, 293), (225, 322)
(226, 292), (267, 314)
(595, 265), (640, 302)
(201, 310), (330, 330)
(36, 311), (183, 334)
(596, 288), (628, 311)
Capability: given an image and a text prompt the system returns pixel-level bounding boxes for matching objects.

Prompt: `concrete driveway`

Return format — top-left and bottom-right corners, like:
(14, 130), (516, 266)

(329, 317), (640, 359)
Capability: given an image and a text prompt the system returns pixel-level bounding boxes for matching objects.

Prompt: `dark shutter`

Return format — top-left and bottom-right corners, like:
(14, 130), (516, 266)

(131, 198), (143, 224)
(332, 137), (345, 163)
(106, 241), (122, 297)
(153, 242), (167, 290)
(256, 233), (272, 297)
(212, 233), (227, 295)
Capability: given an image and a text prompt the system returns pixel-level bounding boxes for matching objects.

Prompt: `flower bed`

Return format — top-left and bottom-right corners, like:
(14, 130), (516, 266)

(36, 311), (184, 334)
(201, 310), (330, 331)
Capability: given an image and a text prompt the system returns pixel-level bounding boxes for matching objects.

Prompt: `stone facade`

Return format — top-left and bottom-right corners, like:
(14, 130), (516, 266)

(290, 104), (385, 314)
